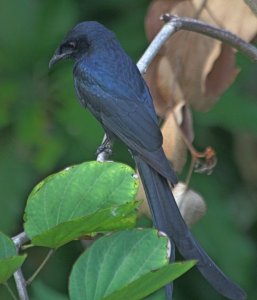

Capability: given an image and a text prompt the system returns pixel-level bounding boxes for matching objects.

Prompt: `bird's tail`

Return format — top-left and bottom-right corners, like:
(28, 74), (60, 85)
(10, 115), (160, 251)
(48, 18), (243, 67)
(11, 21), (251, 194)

(134, 156), (246, 300)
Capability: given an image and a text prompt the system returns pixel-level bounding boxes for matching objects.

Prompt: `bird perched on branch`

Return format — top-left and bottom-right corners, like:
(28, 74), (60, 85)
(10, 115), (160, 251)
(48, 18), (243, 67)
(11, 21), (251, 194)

(49, 21), (246, 300)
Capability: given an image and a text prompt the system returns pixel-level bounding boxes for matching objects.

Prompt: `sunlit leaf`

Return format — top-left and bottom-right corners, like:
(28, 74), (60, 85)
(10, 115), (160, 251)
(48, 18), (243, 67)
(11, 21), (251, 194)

(24, 161), (139, 248)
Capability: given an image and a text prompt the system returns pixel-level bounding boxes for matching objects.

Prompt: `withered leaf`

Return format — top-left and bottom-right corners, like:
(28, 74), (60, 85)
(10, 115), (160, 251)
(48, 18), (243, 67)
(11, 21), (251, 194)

(145, 0), (257, 112)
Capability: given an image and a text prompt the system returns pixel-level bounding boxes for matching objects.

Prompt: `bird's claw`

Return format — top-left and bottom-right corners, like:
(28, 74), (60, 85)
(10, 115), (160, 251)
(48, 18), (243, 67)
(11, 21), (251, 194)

(96, 142), (113, 156)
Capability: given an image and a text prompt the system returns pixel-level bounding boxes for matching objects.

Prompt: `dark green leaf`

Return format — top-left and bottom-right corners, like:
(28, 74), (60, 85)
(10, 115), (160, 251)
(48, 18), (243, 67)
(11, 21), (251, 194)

(0, 232), (27, 283)
(0, 232), (16, 259)
(69, 229), (173, 300)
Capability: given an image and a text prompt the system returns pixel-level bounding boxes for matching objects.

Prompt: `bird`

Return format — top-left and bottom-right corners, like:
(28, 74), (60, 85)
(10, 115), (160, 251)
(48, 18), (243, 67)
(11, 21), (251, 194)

(49, 21), (246, 300)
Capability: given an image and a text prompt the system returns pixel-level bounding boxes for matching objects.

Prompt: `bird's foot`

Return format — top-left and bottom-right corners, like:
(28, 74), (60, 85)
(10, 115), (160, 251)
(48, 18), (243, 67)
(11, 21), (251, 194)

(96, 142), (113, 156)
(96, 138), (113, 162)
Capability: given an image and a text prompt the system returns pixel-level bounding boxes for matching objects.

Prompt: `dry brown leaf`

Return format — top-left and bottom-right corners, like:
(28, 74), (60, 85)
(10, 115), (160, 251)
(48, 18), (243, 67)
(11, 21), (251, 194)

(194, 0), (257, 40)
(161, 102), (193, 172)
(144, 55), (185, 117)
(205, 44), (239, 102)
(143, 55), (166, 116)
(159, 1), (241, 111)
(145, 0), (257, 112)
(145, 0), (186, 42)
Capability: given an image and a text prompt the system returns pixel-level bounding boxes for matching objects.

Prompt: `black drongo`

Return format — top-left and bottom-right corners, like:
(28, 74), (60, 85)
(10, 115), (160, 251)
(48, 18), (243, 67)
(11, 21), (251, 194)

(49, 21), (246, 300)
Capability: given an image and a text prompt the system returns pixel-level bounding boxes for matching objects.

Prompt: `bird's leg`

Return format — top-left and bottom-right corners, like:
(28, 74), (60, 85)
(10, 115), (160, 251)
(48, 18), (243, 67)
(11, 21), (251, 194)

(96, 137), (113, 155)
(96, 134), (114, 162)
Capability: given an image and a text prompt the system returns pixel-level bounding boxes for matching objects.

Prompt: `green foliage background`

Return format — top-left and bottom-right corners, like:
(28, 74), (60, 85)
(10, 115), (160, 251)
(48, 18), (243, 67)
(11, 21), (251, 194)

(0, 0), (256, 299)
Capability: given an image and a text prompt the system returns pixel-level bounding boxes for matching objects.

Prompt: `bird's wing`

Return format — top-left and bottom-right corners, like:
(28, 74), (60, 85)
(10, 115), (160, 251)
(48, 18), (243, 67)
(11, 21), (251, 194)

(102, 111), (177, 184)
(76, 68), (177, 183)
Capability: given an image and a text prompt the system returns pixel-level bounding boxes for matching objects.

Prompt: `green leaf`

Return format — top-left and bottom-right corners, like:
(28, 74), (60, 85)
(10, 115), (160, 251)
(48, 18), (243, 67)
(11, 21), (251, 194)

(69, 229), (177, 300)
(103, 261), (196, 300)
(144, 288), (166, 300)
(31, 202), (138, 248)
(0, 256), (27, 284)
(24, 161), (139, 248)
(0, 232), (27, 283)
(0, 232), (16, 259)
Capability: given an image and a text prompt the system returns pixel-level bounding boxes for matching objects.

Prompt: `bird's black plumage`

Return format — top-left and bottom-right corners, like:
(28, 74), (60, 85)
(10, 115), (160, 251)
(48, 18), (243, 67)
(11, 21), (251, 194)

(49, 21), (246, 300)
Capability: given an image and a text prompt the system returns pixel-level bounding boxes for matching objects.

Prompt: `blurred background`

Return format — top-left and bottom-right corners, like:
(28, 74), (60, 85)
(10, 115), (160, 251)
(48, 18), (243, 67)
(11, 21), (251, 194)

(0, 0), (256, 299)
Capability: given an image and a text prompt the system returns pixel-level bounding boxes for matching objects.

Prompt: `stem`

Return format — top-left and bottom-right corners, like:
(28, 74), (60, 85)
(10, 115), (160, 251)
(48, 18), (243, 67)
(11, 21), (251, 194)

(137, 23), (177, 74)
(161, 14), (257, 61)
(12, 232), (30, 300)
(26, 249), (54, 285)
(3, 282), (18, 300)
(12, 232), (29, 249)
(13, 270), (29, 300)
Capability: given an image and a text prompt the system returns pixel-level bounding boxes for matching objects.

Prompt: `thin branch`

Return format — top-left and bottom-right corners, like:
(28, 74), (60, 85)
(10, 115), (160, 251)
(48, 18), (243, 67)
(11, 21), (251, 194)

(137, 23), (177, 74)
(13, 270), (29, 300)
(26, 249), (54, 285)
(3, 282), (18, 300)
(12, 232), (30, 300)
(12, 232), (29, 249)
(161, 14), (257, 61)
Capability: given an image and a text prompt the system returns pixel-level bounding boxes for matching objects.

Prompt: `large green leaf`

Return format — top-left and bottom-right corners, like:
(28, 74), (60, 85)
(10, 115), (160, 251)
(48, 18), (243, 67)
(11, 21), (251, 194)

(69, 229), (194, 300)
(103, 261), (196, 300)
(0, 232), (27, 283)
(24, 161), (139, 248)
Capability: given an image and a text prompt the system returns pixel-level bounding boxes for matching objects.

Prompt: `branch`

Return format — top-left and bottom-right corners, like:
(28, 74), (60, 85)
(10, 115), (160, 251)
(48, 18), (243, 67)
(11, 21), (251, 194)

(26, 249), (54, 286)
(12, 232), (30, 300)
(136, 21), (177, 73)
(161, 14), (257, 61)
(12, 232), (29, 249)
(13, 270), (29, 300)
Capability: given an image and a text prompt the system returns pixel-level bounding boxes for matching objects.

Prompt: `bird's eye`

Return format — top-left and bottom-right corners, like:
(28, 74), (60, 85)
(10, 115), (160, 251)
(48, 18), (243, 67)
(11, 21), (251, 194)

(60, 41), (76, 53)
(67, 41), (76, 49)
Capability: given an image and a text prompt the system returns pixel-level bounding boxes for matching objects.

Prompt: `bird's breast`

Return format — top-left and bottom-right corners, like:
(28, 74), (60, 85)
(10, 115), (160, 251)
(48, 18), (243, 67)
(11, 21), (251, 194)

(73, 67), (108, 124)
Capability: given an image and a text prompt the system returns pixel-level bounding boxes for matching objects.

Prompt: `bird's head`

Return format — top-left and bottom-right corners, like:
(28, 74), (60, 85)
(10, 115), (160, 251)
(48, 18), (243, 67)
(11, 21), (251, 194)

(49, 21), (115, 68)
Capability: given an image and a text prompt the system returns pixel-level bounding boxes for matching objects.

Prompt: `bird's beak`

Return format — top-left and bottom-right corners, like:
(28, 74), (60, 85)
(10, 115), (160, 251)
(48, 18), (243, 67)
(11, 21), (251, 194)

(49, 49), (67, 69)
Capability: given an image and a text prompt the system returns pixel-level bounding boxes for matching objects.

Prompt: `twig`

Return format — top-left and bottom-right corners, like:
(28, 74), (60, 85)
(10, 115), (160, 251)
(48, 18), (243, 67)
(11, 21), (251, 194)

(3, 282), (18, 300)
(13, 270), (28, 300)
(137, 23), (177, 74)
(12, 232), (30, 249)
(26, 249), (54, 285)
(12, 232), (30, 300)
(161, 14), (257, 61)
